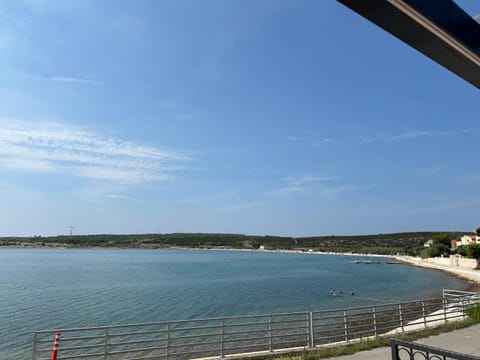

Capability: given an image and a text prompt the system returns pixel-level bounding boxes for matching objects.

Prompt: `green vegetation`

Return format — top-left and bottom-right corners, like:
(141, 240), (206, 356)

(455, 224), (480, 259)
(0, 231), (470, 256)
(420, 233), (451, 258)
(456, 245), (480, 259)
(252, 319), (479, 360)
(466, 303), (480, 322)
(465, 244), (480, 259)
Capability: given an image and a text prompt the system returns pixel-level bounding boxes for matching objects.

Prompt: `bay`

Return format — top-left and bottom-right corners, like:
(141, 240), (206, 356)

(0, 248), (467, 359)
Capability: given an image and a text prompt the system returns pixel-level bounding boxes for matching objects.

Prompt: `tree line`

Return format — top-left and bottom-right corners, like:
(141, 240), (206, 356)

(0, 231), (471, 256)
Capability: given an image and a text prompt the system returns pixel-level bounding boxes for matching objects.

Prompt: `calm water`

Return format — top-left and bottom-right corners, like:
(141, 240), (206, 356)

(0, 248), (467, 359)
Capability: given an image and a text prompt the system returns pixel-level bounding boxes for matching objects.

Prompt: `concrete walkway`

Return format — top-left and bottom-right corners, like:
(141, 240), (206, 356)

(325, 323), (480, 360)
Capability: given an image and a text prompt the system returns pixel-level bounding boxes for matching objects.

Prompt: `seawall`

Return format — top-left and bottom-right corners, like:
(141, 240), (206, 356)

(395, 255), (480, 284)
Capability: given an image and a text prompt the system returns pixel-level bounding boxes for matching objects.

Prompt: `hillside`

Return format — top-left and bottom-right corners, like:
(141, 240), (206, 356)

(0, 231), (469, 256)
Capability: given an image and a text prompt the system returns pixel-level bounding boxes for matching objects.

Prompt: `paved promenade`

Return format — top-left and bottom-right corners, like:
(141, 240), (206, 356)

(326, 323), (480, 360)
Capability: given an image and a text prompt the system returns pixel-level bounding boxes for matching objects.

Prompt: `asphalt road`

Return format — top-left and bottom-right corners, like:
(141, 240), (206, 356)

(326, 323), (480, 360)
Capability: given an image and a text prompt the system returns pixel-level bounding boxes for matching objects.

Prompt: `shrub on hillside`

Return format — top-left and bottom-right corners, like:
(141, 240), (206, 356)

(466, 244), (480, 259)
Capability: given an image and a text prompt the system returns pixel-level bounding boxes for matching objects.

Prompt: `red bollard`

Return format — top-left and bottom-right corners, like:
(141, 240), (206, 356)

(51, 332), (61, 360)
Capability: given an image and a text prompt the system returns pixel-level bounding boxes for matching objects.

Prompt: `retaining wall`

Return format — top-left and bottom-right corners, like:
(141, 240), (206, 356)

(406, 256), (479, 270)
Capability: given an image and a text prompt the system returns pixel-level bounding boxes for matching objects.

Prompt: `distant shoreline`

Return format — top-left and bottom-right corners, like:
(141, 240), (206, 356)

(395, 255), (480, 291)
(0, 243), (396, 258)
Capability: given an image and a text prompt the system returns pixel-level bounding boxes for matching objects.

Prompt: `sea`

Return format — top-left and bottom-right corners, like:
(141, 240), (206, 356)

(0, 248), (467, 359)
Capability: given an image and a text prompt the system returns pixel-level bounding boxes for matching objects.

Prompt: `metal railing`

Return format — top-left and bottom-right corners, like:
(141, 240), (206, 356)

(391, 339), (480, 360)
(443, 288), (480, 301)
(32, 294), (478, 360)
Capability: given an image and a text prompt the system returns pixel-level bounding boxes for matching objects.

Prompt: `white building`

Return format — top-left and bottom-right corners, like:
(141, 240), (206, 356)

(424, 239), (433, 248)
(460, 234), (479, 246)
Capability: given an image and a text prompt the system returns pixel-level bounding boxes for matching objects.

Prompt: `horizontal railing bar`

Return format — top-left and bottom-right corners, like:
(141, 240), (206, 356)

(374, 319), (402, 326)
(35, 348), (59, 353)
(107, 344), (168, 355)
(342, 313), (376, 319)
(170, 324), (220, 332)
(108, 329), (168, 337)
(168, 333), (220, 341)
(347, 328), (376, 337)
(35, 325), (118, 334)
(128, 355), (167, 360)
(348, 319), (378, 329)
(33, 311), (314, 334)
(224, 335), (271, 343)
(226, 321), (268, 328)
(272, 319), (308, 325)
(53, 343), (103, 351)
(224, 336), (274, 343)
(312, 327), (345, 334)
(224, 344), (270, 352)
(225, 329), (269, 337)
(168, 339), (220, 348)
(36, 335), (104, 343)
(108, 337), (167, 346)
(312, 331), (344, 338)
(57, 352), (105, 359)
(169, 347), (222, 356)
(272, 332), (309, 339)
(315, 334), (348, 342)
(272, 325), (308, 332)
(346, 320), (375, 327)
(313, 314), (346, 321)
(272, 338), (308, 346)
(311, 297), (441, 316)
(444, 289), (478, 294)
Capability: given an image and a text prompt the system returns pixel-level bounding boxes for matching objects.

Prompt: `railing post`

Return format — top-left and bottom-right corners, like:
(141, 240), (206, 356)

(422, 301), (427, 328)
(308, 312), (314, 348)
(103, 328), (109, 360)
(166, 322), (170, 360)
(398, 304), (404, 331)
(443, 297), (448, 323)
(220, 319), (225, 358)
(32, 332), (37, 360)
(51, 332), (61, 360)
(372, 306), (377, 337)
(268, 315), (272, 352)
(390, 340), (399, 360)
(343, 311), (348, 343)
(461, 297), (466, 320)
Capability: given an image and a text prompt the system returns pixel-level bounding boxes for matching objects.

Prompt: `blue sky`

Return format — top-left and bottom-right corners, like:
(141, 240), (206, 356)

(0, 0), (479, 237)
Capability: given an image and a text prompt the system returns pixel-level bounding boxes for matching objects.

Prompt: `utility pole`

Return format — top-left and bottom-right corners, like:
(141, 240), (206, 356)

(69, 226), (75, 237)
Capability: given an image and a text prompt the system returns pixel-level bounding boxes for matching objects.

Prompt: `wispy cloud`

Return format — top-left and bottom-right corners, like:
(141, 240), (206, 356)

(361, 129), (475, 144)
(309, 138), (336, 146)
(286, 136), (303, 142)
(268, 174), (341, 197)
(48, 76), (104, 84)
(288, 174), (341, 186)
(105, 193), (138, 201)
(416, 167), (441, 176)
(318, 184), (372, 197)
(268, 174), (371, 198)
(0, 119), (190, 184)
